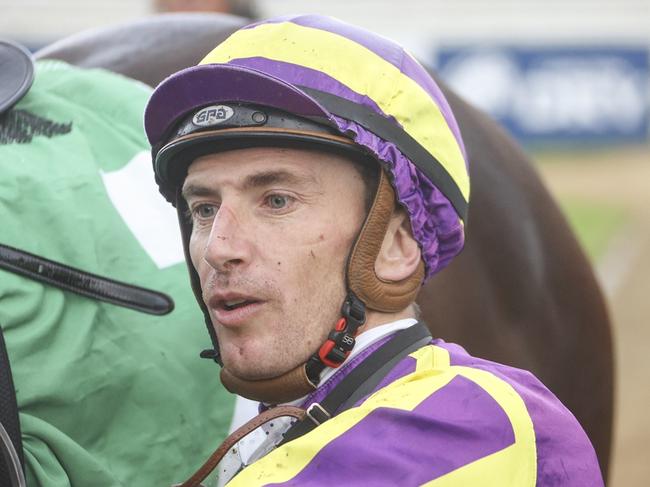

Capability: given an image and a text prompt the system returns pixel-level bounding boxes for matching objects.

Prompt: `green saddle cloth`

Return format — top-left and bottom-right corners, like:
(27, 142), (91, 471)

(0, 60), (234, 487)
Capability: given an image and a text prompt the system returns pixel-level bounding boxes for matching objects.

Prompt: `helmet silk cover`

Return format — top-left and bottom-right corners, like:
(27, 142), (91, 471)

(146, 14), (470, 280)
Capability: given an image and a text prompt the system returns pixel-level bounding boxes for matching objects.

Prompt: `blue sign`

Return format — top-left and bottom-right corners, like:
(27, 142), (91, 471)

(435, 46), (649, 143)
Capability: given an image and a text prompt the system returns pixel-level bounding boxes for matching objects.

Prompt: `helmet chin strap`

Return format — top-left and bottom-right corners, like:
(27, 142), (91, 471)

(182, 169), (424, 405)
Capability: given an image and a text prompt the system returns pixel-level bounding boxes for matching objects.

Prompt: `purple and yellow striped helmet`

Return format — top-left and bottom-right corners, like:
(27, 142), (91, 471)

(145, 14), (469, 288)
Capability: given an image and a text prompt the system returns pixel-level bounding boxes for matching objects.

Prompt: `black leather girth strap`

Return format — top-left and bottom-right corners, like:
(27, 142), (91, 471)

(0, 325), (23, 486)
(0, 243), (174, 315)
(280, 322), (432, 445)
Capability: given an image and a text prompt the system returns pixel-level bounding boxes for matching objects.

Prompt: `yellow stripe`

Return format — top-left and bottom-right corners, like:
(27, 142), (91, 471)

(201, 21), (470, 203)
(423, 366), (537, 486)
(422, 444), (528, 487)
(417, 347), (536, 485)
(415, 343), (450, 372)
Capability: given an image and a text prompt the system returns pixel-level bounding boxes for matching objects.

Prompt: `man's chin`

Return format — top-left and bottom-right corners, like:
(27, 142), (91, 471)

(221, 357), (299, 381)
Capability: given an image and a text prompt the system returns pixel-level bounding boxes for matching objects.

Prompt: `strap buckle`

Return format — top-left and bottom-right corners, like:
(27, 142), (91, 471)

(199, 348), (221, 364)
(305, 402), (331, 426)
(307, 292), (367, 382)
(316, 293), (367, 368)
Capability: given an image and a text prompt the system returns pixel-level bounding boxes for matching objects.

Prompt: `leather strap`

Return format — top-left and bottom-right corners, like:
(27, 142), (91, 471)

(0, 327), (23, 487)
(176, 405), (306, 487)
(0, 243), (174, 315)
(0, 422), (25, 487)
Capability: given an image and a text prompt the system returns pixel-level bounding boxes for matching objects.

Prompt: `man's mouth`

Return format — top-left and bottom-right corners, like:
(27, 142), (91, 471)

(222, 298), (257, 311)
(208, 294), (265, 326)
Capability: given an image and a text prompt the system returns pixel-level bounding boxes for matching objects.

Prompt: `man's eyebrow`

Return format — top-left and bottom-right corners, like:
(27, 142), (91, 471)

(242, 169), (317, 190)
(181, 184), (217, 201)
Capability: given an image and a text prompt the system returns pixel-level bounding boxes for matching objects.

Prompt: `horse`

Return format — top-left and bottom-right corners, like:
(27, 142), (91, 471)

(34, 11), (614, 481)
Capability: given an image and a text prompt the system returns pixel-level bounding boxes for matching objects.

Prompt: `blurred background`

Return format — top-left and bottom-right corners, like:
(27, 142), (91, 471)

(2, 0), (648, 485)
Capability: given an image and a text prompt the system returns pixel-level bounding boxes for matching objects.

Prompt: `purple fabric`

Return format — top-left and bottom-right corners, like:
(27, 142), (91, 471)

(144, 64), (330, 146)
(268, 375), (515, 486)
(251, 334), (603, 484)
(257, 14), (467, 159)
(435, 339), (604, 487)
(332, 115), (464, 278)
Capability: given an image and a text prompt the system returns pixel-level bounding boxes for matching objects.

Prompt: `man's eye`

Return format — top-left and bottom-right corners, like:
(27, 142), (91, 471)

(266, 194), (291, 209)
(193, 204), (217, 219)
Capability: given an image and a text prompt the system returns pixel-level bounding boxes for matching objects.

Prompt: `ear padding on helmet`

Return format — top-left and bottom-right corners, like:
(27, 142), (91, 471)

(347, 169), (425, 312)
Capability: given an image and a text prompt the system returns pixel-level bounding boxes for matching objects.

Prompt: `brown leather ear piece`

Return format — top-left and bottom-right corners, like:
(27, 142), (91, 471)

(347, 170), (425, 312)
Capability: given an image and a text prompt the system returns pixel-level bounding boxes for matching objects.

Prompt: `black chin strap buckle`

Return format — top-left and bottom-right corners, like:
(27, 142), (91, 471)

(341, 292), (366, 330)
(307, 292), (366, 382)
(200, 348), (222, 365)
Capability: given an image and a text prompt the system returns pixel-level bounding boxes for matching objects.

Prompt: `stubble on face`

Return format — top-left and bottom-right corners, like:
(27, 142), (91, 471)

(184, 147), (367, 381)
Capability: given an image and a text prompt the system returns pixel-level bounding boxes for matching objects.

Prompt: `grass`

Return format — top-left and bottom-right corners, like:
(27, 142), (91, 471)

(556, 198), (628, 262)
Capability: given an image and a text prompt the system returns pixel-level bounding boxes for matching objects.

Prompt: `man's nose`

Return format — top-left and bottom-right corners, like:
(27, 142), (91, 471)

(203, 204), (251, 272)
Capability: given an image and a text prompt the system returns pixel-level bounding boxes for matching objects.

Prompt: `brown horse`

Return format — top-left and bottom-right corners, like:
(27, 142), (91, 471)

(37, 12), (614, 480)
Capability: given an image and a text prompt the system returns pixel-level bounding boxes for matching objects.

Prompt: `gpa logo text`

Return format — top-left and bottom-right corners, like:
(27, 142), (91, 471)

(193, 105), (235, 127)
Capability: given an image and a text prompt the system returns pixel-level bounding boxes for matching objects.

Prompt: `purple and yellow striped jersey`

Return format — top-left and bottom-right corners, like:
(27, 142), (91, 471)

(228, 338), (603, 486)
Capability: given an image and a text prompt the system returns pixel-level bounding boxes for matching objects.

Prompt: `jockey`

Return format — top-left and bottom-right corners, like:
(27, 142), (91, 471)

(144, 14), (603, 486)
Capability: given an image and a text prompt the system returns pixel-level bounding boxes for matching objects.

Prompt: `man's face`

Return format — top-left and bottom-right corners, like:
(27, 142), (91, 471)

(183, 146), (367, 380)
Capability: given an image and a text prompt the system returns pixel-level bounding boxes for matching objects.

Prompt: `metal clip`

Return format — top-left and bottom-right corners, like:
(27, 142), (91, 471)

(305, 402), (331, 426)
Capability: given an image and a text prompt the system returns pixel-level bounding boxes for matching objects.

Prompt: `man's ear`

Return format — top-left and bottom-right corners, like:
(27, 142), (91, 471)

(374, 209), (421, 282)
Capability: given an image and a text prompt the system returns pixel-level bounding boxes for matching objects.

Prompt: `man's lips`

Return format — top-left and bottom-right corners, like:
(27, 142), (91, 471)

(206, 293), (265, 326)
